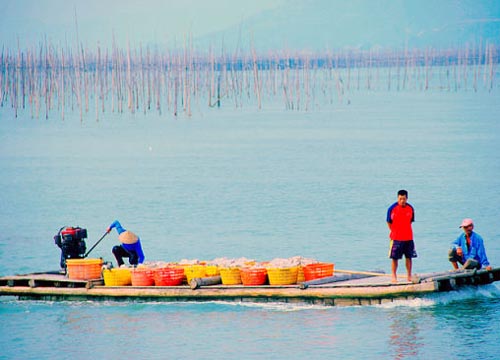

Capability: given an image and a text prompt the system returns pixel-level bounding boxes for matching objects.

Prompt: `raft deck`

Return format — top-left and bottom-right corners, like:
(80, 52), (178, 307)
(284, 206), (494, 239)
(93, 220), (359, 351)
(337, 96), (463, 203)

(1, 268), (499, 306)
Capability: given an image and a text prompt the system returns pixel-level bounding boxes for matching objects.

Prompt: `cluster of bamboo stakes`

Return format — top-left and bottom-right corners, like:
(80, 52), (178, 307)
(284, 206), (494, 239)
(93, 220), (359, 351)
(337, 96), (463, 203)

(0, 41), (498, 120)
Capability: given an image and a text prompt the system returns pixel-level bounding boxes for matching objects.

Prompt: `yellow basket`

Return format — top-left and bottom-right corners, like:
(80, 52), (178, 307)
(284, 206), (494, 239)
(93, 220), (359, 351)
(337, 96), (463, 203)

(183, 265), (207, 282)
(266, 267), (299, 285)
(103, 268), (132, 286)
(66, 258), (103, 280)
(297, 266), (305, 283)
(205, 265), (220, 277)
(219, 267), (242, 285)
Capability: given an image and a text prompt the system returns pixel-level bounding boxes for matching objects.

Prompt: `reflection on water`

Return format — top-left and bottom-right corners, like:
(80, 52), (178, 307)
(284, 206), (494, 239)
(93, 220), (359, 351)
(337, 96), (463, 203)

(388, 310), (421, 359)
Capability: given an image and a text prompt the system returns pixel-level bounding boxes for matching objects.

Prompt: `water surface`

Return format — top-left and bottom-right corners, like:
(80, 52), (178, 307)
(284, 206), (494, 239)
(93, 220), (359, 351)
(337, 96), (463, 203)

(1, 89), (499, 359)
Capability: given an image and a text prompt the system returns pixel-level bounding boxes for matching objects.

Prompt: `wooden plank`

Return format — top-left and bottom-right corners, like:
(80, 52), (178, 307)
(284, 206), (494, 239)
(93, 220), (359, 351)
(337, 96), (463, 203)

(299, 273), (377, 289)
(334, 269), (389, 277)
(0, 280), (439, 300)
(0, 268), (498, 305)
(0, 273), (101, 289)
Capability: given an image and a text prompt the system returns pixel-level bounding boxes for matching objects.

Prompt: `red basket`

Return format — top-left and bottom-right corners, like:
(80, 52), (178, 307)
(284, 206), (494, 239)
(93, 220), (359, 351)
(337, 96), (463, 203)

(154, 267), (185, 286)
(131, 268), (155, 286)
(303, 263), (334, 281)
(240, 268), (268, 286)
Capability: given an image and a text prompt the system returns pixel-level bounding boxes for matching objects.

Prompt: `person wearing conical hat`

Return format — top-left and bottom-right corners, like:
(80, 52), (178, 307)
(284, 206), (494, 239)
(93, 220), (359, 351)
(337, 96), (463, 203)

(107, 220), (145, 267)
(449, 218), (492, 271)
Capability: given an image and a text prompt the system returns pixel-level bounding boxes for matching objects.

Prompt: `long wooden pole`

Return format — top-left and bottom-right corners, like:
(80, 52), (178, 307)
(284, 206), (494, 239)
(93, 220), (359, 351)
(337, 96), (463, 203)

(335, 269), (413, 281)
(334, 269), (388, 277)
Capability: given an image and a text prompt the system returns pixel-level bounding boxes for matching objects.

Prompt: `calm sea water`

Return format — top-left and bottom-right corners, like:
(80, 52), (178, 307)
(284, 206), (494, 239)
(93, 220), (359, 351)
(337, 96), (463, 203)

(1, 90), (499, 359)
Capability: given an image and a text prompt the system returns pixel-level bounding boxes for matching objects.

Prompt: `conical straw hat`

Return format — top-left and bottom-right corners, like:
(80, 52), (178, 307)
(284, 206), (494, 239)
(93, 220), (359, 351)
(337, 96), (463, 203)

(118, 231), (139, 244)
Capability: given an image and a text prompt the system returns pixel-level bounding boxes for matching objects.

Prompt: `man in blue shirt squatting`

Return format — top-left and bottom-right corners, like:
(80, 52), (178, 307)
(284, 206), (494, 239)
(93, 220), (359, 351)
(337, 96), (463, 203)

(448, 218), (492, 271)
(107, 220), (145, 267)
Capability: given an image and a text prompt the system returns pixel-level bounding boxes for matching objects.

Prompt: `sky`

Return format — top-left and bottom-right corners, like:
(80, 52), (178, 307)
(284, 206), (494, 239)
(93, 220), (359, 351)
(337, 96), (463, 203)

(0, 0), (284, 48)
(1, 0), (499, 51)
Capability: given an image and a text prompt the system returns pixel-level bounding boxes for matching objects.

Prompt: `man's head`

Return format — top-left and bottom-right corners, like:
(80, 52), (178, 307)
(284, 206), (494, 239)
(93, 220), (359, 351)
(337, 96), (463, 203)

(460, 218), (474, 234)
(397, 189), (408, 207)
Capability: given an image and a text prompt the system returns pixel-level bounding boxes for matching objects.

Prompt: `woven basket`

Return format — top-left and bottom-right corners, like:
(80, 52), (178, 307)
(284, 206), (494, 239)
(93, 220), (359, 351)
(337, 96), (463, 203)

(183, 265), (207, 283)
(240, 268), (267, 286)
(103, 268), (132, 286)
(131, 268), (155, 286)
(66, 258), (103, 280)
(303, 263), (334, 281)
(220, 267), (242, 285)
(154, 267), (185, 286)
(266, 267), (299, 285)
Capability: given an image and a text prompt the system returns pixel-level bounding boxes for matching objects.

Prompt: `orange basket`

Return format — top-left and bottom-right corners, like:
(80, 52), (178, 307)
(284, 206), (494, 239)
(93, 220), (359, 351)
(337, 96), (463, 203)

(154, 267), (185, 286)
(131, 267), (155, 286)
(219, 267), (242, 285)
(303, 263), (334, 281)
(266, 267), (299, 285)
(66, 258), (103, 280)
(240, 268), (267, 286)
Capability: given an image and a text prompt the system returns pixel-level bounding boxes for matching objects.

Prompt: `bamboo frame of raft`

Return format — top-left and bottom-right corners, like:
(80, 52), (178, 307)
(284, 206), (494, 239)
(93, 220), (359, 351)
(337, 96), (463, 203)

(1, 268), (499, 306)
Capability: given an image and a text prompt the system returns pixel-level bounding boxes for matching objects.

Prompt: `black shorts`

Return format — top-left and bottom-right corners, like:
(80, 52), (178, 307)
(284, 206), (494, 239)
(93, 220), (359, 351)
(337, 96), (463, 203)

(389, 240), (417, 260)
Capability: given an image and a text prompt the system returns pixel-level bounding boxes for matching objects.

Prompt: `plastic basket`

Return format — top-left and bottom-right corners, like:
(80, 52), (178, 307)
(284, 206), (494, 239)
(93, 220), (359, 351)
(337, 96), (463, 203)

(303, 263), (334, 281)
(266, 267), (299, 285)
(297, 266), (305, 283)
(219, 267), (242, 285)
(66, 258), (103, 280)
(183, 265), (207, 283)
(154, 267), (185, 286)
(131, 267), (155, 286)
(205, 265), (220, 277)
(240, 268), (267, 286)
(103, 268), (132, 286)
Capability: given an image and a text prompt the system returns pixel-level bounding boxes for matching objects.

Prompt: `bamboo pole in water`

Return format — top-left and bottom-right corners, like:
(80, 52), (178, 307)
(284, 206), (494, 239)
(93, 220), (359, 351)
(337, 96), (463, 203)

(251, 44), (261, 110)
(126, 40), (133, 113)
(146, 45), (151, 112)
(1, 43), (499, 119)
(61, 47), (65, 121)
(488, 43), (495, 92)
(0, 49), (3, 107)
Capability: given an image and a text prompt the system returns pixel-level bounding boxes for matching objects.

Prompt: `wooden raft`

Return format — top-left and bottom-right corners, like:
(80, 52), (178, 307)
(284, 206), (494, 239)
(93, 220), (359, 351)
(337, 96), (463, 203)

(1, 268), (499, 306)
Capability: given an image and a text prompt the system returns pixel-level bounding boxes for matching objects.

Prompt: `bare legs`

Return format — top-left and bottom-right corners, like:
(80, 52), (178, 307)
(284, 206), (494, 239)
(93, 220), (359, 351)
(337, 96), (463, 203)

(406, 258), (412, 281)
(391, 259), (398, 283)
(392, 258), (412, 282)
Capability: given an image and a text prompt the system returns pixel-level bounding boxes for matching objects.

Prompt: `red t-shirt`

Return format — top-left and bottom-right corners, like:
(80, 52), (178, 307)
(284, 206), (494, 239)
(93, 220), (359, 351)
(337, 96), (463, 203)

(386, 202), (414, 241)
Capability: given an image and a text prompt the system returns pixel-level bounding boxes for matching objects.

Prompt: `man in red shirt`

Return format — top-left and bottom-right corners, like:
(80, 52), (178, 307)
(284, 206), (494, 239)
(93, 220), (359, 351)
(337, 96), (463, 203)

(386, 189), (416, 282)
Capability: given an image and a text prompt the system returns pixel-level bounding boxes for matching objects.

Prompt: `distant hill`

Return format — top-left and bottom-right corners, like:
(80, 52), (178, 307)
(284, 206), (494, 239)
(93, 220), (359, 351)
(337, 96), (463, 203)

(1, 0), (498, 52)
(197, 0), (500, 52)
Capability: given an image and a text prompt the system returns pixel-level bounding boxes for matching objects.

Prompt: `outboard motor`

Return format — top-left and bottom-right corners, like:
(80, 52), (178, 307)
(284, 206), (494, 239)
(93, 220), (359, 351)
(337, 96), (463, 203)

(54, 226), (87, 269)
